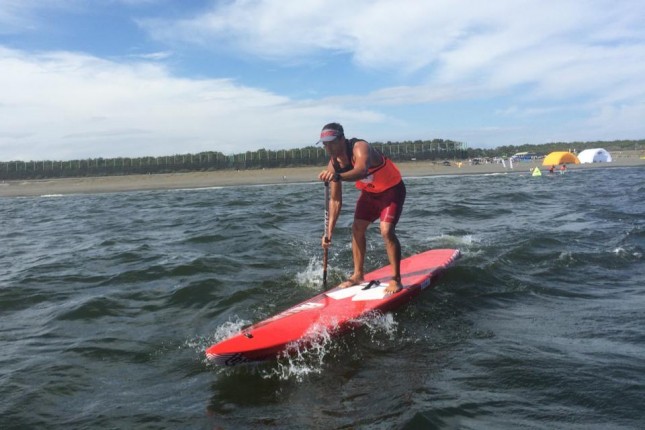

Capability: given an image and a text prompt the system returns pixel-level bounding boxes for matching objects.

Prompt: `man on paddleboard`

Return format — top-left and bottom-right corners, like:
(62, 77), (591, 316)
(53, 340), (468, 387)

(317, 123), (406, 295)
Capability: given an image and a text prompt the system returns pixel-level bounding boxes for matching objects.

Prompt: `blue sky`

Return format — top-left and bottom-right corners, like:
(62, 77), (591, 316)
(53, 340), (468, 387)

(1, 0), (643, 161)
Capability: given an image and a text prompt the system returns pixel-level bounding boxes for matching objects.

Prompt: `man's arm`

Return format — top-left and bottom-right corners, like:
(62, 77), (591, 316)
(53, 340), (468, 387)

(335, 140), (370, 182)
(326, 178), (342, 243)
(320, 161), (342, 247)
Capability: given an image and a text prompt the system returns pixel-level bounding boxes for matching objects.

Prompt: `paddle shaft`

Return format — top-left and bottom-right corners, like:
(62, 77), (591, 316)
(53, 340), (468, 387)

(323, 181), (330, 286)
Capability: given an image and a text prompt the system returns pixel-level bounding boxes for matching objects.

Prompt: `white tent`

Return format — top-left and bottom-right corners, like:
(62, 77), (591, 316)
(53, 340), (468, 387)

(578, 148), (612, 163)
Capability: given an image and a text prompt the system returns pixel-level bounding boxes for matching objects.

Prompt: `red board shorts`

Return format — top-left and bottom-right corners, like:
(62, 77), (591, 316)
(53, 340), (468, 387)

(355, 181), (406, 225)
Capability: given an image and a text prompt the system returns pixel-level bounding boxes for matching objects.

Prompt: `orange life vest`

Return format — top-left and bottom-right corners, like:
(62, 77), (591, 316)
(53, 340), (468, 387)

(332, 138), (402, 193)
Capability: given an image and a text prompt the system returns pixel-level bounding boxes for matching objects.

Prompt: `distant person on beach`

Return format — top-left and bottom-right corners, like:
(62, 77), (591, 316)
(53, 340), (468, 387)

(317, 122), (406, 295)
(549, 165), (555, 174)
(560, 164), (567, 174)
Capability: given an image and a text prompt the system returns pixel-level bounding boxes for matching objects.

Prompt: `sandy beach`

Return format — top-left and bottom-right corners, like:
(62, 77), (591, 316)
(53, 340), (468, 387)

(1, 151), (643, 198)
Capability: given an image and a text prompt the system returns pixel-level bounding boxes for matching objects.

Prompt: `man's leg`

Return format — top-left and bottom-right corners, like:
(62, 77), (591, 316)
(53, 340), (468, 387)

(380, 221), (403, 294)
(351, 219), (370, 280)
(338, 218), (370, 288)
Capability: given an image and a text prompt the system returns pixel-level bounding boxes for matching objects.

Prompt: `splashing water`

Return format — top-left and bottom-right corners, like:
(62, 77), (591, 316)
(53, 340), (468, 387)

(355, 311), (398, 339)
(259, 311), (402, 381)
(432, 233), (478, 247)
(262, 322), (338, 381)
(189, 318), (252, 365)
(558, 251), (574, 262)
(295, 256), (325, 290)
(212, 318), (252, 342)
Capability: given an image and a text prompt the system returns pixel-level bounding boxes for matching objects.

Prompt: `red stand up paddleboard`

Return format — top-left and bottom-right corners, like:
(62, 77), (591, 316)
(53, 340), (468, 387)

(206, 248), (460, 366)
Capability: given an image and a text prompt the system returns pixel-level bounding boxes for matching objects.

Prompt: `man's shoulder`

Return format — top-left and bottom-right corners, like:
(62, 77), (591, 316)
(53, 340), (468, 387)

(349, 138), (369, 150)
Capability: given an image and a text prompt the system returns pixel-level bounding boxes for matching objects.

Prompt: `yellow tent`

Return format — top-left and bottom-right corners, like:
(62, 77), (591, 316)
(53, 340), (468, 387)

(542, 151), (580, 166)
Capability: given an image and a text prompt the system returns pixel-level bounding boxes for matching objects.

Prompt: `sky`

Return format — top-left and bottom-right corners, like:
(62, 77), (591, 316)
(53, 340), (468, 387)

(0, 0), (644, 161)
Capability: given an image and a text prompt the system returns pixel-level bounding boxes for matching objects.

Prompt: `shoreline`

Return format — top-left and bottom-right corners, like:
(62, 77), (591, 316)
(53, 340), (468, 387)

(1, 152), (643, 198)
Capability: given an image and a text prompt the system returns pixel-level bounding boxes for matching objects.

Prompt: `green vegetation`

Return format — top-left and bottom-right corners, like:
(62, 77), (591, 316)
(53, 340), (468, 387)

(1, 139), (642, 181)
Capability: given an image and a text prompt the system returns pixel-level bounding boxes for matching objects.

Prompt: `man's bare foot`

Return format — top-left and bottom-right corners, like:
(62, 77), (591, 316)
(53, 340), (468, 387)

(384, 279), (403, 295)
(337, 276), (364, 289)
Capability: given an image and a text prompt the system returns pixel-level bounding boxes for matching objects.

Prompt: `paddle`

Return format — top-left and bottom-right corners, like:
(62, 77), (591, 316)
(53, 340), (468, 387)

(322, 181), (330, 287)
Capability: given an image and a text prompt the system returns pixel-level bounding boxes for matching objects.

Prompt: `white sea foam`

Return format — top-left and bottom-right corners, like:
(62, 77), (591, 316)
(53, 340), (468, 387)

(427, 233), (478, 247)
(425, 234), (480, 259)
(188, 318), (254, 368)
(294, 255), (338, 291)
(263, 323), (338, 381)
(612, 247), (642, 258)
(558, 251), (574, 261)
(212, 318), (252, 341)
(188, 318), (251, 360)
(294, 256), (320, 287)
(356, 311), (398, 339)
(260, 312), (401, 381)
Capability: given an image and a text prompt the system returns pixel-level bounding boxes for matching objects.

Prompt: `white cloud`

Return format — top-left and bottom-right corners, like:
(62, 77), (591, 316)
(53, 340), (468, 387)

(0, 46), (383, 161)
(0, 0), (165, 35)
(1, 0), (643, 160)
(0, 0), (35, 33)
(0, 0), (83, 27)
(129, 51), (173, 61)
(580, 103), (645, 140)
(143, 0), (645, 101)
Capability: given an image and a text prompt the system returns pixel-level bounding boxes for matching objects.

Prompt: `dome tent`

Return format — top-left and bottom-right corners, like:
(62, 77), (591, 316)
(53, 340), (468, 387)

(578, 148), (612, 163)
(542, 151), (580, 166)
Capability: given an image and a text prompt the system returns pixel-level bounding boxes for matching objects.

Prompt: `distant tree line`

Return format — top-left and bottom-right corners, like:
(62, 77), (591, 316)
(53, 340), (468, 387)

(0, 139), (466, 180)
(1, 138), (642, 181)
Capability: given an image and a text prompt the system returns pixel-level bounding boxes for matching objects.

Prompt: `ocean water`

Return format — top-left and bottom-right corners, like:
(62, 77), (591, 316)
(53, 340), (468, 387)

(1, 166), (643, 429)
